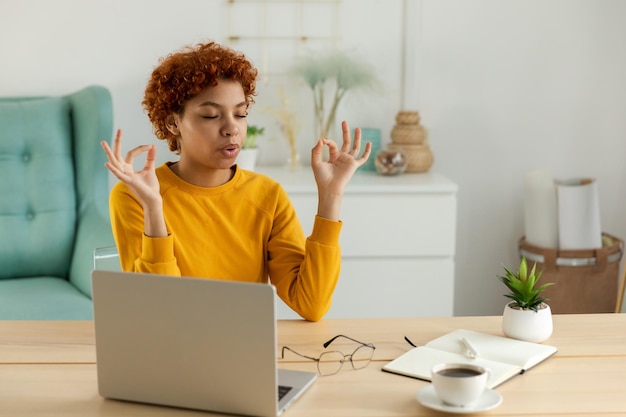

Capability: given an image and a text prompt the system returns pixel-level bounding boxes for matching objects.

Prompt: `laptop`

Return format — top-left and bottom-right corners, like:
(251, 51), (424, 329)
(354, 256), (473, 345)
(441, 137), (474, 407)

(91, 270), (317, 417)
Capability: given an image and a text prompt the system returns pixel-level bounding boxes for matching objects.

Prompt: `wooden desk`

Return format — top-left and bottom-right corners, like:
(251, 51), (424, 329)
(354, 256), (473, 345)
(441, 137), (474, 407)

(1, 314), (625, 416)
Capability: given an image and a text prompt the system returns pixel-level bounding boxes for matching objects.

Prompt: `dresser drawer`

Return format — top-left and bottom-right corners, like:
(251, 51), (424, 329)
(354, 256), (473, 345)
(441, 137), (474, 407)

(290, 193), (456, 257)
(276, 258), (455, 319)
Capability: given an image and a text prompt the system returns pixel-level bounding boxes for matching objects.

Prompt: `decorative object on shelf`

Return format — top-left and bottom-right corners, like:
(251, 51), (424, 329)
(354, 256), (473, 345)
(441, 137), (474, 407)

(499, 256), (554, 343)
(236, 125), (264, 171)
(357, 128), (382, 172)
(290, 50), (379, 141)
(267, 85), (302, 170)
(388, 110), (434, 173)
(388, 144), (433, 173)
(394, 110), (421, 125)
(374, 150), (407, 176)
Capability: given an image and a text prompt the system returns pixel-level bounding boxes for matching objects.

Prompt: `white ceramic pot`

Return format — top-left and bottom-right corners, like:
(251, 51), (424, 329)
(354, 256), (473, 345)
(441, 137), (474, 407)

(502, 302), (553, 343)
(236, 148), (258, 171)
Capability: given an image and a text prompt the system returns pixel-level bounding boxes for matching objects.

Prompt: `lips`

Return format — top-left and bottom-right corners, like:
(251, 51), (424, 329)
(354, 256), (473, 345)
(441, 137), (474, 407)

(221, 143), (240, 158)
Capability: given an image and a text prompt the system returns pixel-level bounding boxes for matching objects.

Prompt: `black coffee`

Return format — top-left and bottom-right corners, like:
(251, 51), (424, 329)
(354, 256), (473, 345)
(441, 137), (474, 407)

(437, 368), (482, 378)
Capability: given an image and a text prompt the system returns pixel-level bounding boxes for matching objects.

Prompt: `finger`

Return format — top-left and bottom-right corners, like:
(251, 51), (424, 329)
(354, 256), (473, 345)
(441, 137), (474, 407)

(143, 145), (157, 171)
(101, 140), (125, 173)
(323, 138), (339, 156)
(102, 130), (126, 171)
(125, 145), (154, 164)
(112, 129), (123, 157)
(340, 121), (351, 153)
(100, 140), (114, 159)
(104, 161), (124, 179)
(104, 157), (131, 180)
(357, 141), (373, 164)
(351, 127), (362, 156)
(101, 129), (120, 159)
(310, 139), (324, 166)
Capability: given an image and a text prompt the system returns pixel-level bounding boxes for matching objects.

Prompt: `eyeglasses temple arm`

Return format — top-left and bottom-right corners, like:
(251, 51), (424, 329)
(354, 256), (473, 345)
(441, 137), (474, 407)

(280, 346), (319, 362)
(404, 336), (417, 348)
(323, 334), (375, 350)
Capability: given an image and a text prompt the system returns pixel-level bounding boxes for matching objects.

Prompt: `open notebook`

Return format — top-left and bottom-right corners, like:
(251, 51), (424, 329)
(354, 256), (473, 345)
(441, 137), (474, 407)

(382, 329), (557, 388)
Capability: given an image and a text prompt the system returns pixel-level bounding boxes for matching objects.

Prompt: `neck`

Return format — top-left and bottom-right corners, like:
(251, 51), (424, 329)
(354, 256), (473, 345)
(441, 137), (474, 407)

(170, 161), (234, 187)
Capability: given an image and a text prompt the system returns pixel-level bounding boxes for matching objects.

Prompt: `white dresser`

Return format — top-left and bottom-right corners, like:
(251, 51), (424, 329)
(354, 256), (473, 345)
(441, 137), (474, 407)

(256, 166), (458, 319)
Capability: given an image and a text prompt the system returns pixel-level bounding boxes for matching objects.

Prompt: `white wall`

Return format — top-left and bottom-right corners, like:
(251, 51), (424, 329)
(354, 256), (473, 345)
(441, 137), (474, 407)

(2, 0), (625, 315)
(1, 0), (404, 166)
(417, 0), (626, 314)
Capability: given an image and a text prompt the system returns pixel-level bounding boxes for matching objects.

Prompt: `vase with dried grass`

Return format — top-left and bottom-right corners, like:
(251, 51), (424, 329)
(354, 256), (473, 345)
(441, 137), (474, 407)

(268, 85), (302, 170)
(290, 50), (379, 141)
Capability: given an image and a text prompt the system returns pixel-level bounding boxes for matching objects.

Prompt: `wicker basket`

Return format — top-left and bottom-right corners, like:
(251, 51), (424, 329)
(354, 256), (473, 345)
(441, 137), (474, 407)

(519, 234), (624, 313)
(388, 143), (434, 173)
(390, 124), (426, 145)
(395, 111), (421, 125)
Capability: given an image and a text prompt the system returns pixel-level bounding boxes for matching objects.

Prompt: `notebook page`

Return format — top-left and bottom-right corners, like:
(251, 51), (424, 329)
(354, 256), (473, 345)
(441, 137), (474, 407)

(382, 346), (522, 388)
(425, 329), (557, 369)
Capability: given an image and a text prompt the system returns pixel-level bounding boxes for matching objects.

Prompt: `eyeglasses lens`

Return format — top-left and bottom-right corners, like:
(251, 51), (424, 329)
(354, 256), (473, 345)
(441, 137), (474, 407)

(317, 351), (345, 376)
(351, 345), (374, 369)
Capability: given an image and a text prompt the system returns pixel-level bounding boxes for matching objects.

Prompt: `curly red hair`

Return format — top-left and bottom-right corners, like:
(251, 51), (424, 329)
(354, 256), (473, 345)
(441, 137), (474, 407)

(142, 41), (258, 152)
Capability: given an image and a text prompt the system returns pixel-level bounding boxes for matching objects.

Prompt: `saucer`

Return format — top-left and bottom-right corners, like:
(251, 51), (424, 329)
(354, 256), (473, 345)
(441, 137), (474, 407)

(416, 385), (503, 414)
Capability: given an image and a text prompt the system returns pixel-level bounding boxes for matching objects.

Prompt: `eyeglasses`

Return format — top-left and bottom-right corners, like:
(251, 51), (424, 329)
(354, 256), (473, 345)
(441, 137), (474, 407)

(404, 336), (417, 348)
(280, 334), (375, 376)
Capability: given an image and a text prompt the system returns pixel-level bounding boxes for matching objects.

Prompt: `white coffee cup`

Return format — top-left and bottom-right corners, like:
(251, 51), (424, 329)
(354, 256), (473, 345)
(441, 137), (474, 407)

(431, 363), (489, 407)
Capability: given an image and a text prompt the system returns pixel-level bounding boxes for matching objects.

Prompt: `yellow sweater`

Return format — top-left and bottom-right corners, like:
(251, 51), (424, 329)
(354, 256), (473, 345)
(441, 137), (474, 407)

(109, 163), (342, 321)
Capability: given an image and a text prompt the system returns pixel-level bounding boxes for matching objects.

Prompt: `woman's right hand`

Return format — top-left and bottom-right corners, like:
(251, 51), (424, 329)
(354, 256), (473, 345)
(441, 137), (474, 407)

(100, 129), (162, 207)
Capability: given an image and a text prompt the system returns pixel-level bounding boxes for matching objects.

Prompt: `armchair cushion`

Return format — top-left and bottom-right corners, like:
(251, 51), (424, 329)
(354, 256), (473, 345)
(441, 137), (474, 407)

(0, 86), (115, 319)
(0, 277), (93, 320)
(0, 97), (76, 279)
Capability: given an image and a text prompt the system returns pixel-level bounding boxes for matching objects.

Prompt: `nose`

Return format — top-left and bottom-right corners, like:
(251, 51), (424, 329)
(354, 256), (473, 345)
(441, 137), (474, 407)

(220, 118), (240, 137)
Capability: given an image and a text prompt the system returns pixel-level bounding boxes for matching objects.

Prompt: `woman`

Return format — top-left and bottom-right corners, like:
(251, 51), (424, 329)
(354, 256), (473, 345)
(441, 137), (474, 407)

(101, 41), (371, 321)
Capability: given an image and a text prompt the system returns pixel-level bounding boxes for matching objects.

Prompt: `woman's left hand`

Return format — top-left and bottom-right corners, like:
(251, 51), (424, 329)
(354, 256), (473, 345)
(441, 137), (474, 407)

(311, 120), (372, 220)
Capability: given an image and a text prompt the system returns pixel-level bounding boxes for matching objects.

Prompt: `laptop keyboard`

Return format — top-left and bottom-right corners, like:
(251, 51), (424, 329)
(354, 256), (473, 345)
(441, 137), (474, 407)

(278, 385), (292, 401)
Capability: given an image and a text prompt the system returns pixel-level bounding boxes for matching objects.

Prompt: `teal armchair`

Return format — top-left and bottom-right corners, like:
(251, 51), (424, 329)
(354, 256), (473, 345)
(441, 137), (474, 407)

(0, 86), (115, 319)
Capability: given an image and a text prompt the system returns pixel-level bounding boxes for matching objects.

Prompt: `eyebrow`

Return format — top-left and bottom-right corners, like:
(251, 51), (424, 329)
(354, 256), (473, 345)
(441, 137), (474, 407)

(197, 100), (247, 109)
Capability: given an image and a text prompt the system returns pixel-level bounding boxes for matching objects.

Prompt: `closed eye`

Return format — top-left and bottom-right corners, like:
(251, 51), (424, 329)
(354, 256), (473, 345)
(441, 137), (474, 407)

(201, 114), (246, 119)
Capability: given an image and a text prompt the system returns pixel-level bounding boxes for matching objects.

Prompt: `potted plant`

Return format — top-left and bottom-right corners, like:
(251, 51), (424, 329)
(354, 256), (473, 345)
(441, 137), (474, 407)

(237, 125), (264, 171)
(499, 256), (555, 343)
(243, 125), (264, 149)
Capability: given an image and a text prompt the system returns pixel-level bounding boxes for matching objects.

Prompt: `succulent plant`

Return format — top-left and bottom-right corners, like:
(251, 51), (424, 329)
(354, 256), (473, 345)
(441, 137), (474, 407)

(498, 257), (554, 312)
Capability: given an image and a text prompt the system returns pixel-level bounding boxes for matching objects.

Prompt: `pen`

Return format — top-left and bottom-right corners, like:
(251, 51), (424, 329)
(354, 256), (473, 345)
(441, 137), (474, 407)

(461, 337), (480, 359)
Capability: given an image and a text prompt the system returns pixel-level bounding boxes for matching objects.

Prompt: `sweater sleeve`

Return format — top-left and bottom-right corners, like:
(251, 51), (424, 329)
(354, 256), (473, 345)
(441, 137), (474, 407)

(109, 182), (180, 276)
(267, 187), (342, 322)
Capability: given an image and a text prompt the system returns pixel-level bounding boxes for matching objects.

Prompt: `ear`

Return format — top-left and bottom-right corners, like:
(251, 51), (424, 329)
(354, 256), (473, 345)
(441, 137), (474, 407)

(165, 114), (180, 136)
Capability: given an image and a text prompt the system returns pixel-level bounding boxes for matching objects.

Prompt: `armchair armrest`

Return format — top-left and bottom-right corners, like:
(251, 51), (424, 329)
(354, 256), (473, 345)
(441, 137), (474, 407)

(70, 205), (115, 298)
